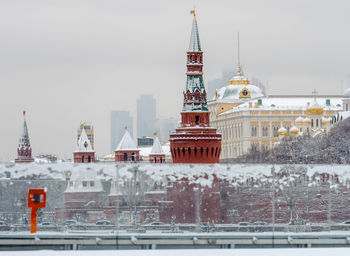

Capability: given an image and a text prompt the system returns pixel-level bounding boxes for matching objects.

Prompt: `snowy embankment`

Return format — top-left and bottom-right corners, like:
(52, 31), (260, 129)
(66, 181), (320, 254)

(1, 162), (350, 188)
(1, 248), (350, 256)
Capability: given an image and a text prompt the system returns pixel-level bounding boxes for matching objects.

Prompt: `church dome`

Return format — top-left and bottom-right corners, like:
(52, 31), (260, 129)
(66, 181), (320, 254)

(278, 127), (287, 136)
(215, 84), (265, 101)
(290, 126), (299, 135)
(295, 116), (304, 125)
(303, 117), (311, 124)
(322, 117), (331, 125)
(306, 101), (323, 115)
(214, 66), (265, 101)
(344, 88), (350, 98)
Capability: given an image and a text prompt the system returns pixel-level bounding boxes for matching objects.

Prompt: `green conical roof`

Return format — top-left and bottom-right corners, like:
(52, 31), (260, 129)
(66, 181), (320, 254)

(189, 16), (201, 52)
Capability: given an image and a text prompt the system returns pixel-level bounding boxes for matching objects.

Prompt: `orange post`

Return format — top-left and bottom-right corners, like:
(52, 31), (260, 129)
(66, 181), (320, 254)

(30, 207), (38, 233)
(27, 189), (46, 234)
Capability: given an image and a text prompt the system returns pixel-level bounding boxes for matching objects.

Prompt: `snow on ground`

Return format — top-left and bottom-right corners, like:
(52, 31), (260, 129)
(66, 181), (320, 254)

(1, 163), (350, 188)
(1, 248), (350, 256)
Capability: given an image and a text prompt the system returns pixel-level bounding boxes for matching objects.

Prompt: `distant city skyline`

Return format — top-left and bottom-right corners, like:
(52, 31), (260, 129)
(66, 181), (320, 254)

(1, 0), (350, 161)
(137, 94), (157, 138)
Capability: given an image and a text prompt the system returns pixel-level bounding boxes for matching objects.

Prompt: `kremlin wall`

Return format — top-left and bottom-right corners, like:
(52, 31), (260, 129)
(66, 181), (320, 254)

(2, 163), (350, 225)
(6, 12), (350, 226)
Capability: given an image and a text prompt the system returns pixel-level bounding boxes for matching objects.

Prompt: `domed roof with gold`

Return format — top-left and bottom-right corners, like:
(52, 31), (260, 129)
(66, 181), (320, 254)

(306, 101), (324, 115)
(305, 90), (324, 115)
(278, 127), (287, 136)
(303, 117), (311, 124)
(290, 126), (299, 135)
(214, 66), (265, 101)
(295, 116), (304, 125)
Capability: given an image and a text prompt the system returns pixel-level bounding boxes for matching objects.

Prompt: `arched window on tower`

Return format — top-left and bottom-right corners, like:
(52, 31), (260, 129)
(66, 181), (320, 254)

(186, 90), (191, 102)
(194, 90), (200, 104)
(202, 90), (206, 104)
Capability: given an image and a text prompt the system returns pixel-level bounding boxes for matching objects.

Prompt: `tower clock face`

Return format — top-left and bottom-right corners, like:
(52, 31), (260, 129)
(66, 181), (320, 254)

(242, 90), (248, 96)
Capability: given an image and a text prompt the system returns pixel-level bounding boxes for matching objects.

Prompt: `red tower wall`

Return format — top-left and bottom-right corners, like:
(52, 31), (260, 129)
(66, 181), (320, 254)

(115, 150), (140, 162)
(170, 126), (221, 163)
(149, 154), (166, 163)
(73, 152), (95, 163)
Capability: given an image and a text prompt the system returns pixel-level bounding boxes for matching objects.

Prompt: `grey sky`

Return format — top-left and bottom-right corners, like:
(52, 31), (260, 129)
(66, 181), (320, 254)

(1, 0), (350, 160)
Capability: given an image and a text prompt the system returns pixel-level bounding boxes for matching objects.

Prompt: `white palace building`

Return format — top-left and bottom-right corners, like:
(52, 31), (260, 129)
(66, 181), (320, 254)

(208, 63), (348, 161)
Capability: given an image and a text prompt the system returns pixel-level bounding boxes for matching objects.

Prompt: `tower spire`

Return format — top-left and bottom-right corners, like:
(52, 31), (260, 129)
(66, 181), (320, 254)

(189, 10), (201, 52)
(183, 11), (207, 112)
(237, 32), (240, 68)
(15, 110), (34, 163)
(236, 32), (243, 76)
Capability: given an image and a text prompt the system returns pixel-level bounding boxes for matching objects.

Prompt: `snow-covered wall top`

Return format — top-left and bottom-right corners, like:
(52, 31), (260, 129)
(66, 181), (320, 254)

(1, 163), (350, 189)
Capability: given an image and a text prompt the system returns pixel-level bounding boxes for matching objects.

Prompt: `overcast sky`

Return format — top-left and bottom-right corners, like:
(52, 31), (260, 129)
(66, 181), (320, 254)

(1, 0), (350, 161)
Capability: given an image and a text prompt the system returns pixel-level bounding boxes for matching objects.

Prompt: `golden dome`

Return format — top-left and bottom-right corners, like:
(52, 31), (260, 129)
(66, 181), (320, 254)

(228, 66), (250, 85)
(290, 126), (299, 135)
(303, 117), (311, 124)
(306, 90), (324, 115)
(306, 105), (324, 115)
(295, 116), (304, 125)
(322, 117), (331, 125)
(278, 127), (287, 136)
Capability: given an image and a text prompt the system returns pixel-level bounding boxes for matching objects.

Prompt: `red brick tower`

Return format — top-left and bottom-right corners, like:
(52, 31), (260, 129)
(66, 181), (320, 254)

(15, 111), (34, 163)
(115, 129), (140, 162)
(149, 134), (166, 163)
(170, 11), (221, 163)
(73, 127), (95, 163)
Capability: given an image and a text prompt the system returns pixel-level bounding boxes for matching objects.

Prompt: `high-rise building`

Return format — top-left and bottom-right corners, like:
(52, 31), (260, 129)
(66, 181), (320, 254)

(110, 111), (133, 152)
(77, 122), (94, 149)
(157, 117), (178, 142)
(137, 94), (156, 138)
(169, 11), (222, 163)
(15, 111), (34, 163)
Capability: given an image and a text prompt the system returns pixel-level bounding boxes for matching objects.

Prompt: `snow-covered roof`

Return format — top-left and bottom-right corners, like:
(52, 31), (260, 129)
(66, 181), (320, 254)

(219, 97), (342, 116)
(150, 137), (165, 155)
(115, 130), (138, 151)
(188, 15), (201, 52)
(75, 128), (94, 153)
(65, 168), (104, 193)
(139, 143), (171, 157)
(278, 127), (286, 132)
(215, 84), (265, 102)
